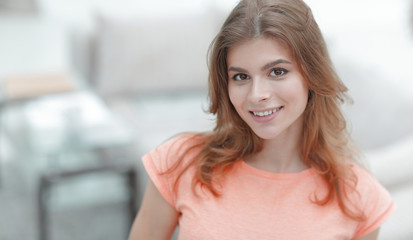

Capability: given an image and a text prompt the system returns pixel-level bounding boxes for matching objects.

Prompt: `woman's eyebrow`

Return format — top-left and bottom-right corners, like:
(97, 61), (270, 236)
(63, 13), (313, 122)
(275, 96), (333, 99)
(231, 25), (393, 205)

(228, 59), (292, 72)
(261, 59), (292, 71)
(228, 66), (248, 72)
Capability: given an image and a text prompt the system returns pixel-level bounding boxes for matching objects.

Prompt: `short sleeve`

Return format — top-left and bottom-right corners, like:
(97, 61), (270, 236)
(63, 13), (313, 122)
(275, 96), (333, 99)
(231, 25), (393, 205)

(142, 134), (200, 207)
(352, 165), (397, 238)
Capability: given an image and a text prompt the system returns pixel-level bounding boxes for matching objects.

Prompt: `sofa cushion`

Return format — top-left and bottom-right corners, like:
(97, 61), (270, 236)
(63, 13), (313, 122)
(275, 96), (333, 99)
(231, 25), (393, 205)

(93, 7), (225, 96)
(338, 60), (413, 149)
(365, 134), (413, 189)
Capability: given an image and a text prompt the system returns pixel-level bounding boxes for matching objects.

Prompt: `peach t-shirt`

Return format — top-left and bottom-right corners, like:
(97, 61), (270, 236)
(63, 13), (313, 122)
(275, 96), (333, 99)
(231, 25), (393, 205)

(142, 135), (396, 240)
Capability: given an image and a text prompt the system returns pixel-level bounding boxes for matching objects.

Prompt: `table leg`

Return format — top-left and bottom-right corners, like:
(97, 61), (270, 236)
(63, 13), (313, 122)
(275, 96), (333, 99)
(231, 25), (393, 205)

(38, 175), (51, 240)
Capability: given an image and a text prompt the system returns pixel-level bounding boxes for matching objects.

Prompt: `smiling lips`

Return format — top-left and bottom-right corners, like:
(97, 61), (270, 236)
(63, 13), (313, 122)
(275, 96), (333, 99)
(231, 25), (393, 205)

(251, 106), (283, 117)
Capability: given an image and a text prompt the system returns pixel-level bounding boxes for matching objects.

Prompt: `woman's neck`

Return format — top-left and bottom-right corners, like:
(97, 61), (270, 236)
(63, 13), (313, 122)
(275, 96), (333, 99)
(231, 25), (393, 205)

(244, 118), (308, 173)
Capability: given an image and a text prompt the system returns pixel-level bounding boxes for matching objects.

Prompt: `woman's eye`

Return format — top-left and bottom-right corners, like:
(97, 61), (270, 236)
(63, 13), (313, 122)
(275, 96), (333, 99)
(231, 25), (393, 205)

(270, 68), (288, 77)
(232, 73), (249, 81)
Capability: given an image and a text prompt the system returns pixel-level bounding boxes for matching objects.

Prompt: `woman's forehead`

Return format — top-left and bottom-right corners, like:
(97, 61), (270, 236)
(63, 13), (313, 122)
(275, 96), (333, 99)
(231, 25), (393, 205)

(227, 37), (294, 68)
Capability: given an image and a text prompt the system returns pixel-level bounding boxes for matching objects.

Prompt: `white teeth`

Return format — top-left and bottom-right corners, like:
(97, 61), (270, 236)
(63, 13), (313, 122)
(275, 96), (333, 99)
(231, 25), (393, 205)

(253, 108), (281, 117)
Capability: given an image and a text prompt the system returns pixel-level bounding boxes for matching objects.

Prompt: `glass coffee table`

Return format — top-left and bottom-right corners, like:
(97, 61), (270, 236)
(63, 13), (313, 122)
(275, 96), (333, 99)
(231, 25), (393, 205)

(0, 89), (139, 240)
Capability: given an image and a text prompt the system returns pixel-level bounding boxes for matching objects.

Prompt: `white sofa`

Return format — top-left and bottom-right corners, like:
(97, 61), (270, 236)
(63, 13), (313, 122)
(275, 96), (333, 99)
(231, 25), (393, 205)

(69, 6), (413, 240)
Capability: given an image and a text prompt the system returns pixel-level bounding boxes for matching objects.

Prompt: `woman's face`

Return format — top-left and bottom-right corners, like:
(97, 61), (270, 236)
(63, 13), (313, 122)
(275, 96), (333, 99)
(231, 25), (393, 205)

(227, 37), (308, 140)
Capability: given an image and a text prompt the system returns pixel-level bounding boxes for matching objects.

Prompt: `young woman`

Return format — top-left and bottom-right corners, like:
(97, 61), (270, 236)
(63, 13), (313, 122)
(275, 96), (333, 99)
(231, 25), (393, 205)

(129, 0), (395, 239)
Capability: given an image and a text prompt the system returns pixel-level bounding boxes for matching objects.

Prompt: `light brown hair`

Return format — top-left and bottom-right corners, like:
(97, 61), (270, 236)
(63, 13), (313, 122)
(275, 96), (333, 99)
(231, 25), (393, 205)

(169, 0), (364, 221)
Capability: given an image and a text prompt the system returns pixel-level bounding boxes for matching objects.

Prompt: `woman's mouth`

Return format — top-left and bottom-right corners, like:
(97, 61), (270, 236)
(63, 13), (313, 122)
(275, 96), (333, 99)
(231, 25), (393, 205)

(251, 106), (283, 117)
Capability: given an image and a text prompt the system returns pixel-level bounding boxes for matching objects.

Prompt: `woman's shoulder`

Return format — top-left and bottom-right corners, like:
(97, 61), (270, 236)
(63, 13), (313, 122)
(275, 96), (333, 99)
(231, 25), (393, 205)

(349, 163), (381, 190)
(349, 163), (395, 216)
(347, 164), (396, 238)
(154, 132), (206, 156)
(143, 133), (206, 171)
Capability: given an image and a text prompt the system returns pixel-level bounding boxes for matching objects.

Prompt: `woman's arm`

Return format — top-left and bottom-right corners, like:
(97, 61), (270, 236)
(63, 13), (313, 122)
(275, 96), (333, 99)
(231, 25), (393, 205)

(354, 229), (380, 240)
(129, 179), (179, 240)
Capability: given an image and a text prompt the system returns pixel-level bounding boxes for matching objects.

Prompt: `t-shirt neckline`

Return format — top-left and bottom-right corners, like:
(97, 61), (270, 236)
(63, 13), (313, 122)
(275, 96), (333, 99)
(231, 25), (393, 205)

(236, 159), (315, 180)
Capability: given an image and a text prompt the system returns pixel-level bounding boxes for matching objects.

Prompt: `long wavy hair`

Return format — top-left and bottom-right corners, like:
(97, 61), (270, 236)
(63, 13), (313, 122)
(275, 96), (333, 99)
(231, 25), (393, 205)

(167, 0), (364, 221)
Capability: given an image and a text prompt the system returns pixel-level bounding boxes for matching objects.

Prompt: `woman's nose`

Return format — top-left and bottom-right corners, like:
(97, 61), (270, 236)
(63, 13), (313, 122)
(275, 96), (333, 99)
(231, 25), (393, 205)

(248, 78), (271, 103)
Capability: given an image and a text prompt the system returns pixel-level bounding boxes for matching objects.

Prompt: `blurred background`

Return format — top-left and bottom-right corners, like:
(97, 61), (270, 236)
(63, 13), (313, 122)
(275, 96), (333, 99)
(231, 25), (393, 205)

(0, 0), (412, 239)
